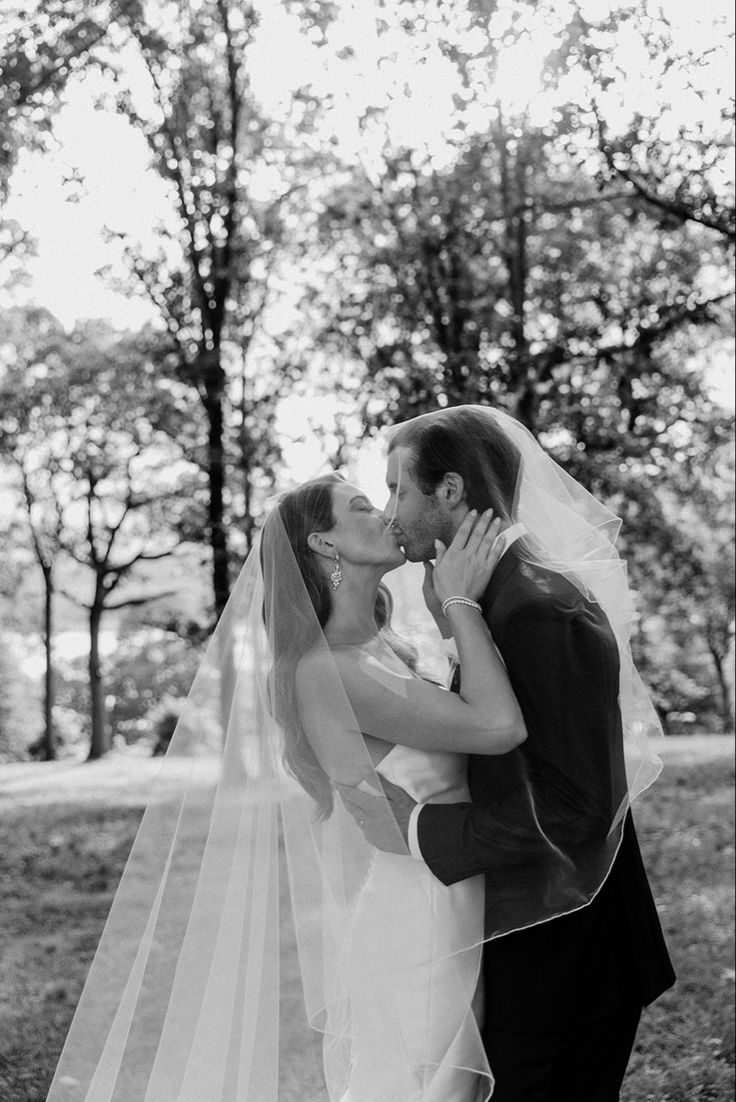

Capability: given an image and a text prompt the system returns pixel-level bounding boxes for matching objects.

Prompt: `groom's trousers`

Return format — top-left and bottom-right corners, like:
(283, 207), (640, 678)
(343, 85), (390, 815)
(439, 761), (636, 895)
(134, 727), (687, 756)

(483, 1003), (642, 1102)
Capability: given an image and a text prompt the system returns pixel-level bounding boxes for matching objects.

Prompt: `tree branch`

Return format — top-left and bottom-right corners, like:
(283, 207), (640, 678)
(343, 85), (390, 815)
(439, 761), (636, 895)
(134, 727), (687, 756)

(57, 587), (91, 610)
(596, 292), (732, 360)
(611, 163), (735, 240)
(108, 545), (179, 577)
(104, 587), (179, 611)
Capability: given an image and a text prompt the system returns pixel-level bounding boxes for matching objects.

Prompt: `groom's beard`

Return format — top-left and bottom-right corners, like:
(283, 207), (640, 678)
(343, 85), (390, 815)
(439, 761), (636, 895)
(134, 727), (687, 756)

(398, 511), (453, 562)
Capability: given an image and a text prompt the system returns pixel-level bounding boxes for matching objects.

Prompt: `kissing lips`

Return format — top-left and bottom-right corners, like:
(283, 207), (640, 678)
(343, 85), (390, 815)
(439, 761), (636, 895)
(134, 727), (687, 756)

(391, 529), (407, 554)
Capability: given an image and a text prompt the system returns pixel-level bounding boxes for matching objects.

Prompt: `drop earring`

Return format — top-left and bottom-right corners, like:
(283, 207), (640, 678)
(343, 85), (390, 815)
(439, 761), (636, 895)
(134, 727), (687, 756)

(330, 552), (343, 590)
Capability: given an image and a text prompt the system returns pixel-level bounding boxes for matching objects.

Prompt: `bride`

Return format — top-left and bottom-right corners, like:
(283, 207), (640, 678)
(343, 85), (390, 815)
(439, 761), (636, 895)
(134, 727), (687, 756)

(46, 472), (524, 1102)
(269, 475), (526, 1102)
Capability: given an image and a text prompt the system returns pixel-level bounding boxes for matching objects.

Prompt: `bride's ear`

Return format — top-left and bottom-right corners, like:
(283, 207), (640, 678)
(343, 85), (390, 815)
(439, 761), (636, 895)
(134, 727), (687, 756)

(307, 532), (335, 559)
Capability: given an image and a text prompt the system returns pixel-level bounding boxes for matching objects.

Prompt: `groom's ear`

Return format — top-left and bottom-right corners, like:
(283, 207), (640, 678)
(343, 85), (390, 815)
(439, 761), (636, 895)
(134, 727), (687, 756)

(307, 532), (335, 558)
(437, 472), (465, 508)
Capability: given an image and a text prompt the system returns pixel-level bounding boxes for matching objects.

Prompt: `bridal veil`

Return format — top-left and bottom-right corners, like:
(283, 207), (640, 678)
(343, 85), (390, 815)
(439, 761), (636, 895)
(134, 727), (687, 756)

(45, 405), (663, 1101)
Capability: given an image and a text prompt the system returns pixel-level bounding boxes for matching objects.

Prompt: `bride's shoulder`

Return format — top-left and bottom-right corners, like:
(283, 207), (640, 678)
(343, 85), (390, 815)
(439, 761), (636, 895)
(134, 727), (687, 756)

(295, 644), (358, 685)
(295, 646), (330, 678)
(294, 646), (368, 720)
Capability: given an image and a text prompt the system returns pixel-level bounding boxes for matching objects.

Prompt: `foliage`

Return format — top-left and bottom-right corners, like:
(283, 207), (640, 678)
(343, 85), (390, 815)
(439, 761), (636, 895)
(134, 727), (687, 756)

(0, 742), (732, 1100)
(301, 0), (735, 730)
(0, 0), (732, 737)
(308, 1), (733, 427)
(621, 444), (736, 733)
(571, 0), (735, 242)
(299, 2), (734, 430)
(56, 626), (205, 750)
(96, 0), (323, 611)
(0, 0), (110, 283)
(0, 307), (202, 757)
(0, 0), (109, 186)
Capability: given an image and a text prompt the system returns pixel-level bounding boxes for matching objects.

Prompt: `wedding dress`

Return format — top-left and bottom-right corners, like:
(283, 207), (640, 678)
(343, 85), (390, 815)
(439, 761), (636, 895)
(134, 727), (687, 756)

(338, 744), (489, 1102)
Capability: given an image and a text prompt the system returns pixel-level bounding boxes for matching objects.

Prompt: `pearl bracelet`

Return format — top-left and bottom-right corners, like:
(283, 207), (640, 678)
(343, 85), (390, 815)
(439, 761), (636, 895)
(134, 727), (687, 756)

(441, 596), (482, 616)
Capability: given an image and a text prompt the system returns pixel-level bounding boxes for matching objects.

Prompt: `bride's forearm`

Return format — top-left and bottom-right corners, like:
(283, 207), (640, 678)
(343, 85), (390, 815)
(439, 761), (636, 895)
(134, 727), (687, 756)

(446, 605), (524, 736)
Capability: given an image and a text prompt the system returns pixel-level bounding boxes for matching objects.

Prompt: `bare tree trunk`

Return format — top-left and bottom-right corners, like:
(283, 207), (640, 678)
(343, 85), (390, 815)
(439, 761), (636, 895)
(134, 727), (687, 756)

(707, 641), (735, 734)
(41, 563), (56, 760)
(204, 365), (230, 622)
(86, 601), (110, 760)
(655, 703), (672, 736)
(497, 120), (536, 430)
(19, 469), (58, 758)
(243, 464), (254, 554)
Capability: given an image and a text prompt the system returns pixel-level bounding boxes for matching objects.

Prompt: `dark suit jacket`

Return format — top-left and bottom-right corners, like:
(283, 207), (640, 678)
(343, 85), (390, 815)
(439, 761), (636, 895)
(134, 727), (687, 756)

(418, 543), (675, 1032)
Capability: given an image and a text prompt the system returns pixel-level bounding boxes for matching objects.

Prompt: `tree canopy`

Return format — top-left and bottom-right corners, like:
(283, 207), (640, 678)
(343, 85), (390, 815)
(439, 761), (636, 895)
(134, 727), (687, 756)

(0, 0), (732, 756)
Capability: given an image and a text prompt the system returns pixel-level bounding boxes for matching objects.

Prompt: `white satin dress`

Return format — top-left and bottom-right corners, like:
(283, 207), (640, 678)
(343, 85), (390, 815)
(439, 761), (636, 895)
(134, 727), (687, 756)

(339, 745), (490, 1102)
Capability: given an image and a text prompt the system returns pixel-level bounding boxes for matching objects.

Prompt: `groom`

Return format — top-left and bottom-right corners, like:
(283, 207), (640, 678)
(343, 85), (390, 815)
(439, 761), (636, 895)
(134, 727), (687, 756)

(346, 406), (675, 1102)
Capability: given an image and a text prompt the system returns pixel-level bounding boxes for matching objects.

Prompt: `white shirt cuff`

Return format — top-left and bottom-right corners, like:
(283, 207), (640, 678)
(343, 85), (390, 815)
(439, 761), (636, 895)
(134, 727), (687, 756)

(408, 804), (425, 860)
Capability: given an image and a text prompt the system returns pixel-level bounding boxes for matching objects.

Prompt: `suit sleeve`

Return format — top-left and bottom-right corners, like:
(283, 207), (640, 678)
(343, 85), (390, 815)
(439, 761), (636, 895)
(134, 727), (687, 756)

(417, 597), (626, 886)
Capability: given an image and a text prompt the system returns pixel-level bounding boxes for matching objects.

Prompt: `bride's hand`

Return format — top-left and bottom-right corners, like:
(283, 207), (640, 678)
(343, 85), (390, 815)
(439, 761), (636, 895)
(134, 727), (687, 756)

(432, 509), (506, 606)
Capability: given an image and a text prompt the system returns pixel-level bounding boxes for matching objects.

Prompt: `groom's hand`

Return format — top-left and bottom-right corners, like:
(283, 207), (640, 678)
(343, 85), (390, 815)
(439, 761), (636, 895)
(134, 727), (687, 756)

(335, 776), (418, 854)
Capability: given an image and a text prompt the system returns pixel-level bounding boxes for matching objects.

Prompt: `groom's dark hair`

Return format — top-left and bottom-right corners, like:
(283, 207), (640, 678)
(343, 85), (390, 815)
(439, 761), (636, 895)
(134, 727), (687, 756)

(389, 405), (521, 520)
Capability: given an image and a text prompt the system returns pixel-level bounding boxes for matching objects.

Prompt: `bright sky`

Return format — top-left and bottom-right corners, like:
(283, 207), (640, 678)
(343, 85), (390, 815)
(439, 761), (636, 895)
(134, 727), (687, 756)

(2, 0), (734, 434)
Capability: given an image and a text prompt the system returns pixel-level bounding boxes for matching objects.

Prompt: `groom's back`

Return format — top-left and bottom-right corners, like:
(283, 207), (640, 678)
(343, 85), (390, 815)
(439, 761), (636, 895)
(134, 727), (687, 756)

(473, 546), (674, 1031)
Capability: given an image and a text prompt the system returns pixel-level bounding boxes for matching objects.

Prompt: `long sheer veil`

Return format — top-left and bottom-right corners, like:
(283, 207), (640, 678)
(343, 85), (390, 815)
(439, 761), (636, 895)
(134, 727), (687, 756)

(473, 406), (662, 803)
(45, 496), (491, 1101)
(45, 406), (663, 1100)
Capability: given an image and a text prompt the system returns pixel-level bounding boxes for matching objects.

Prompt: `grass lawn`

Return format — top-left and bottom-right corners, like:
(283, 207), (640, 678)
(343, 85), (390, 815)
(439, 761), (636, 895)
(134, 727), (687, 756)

(0, 737), (733, 1101)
